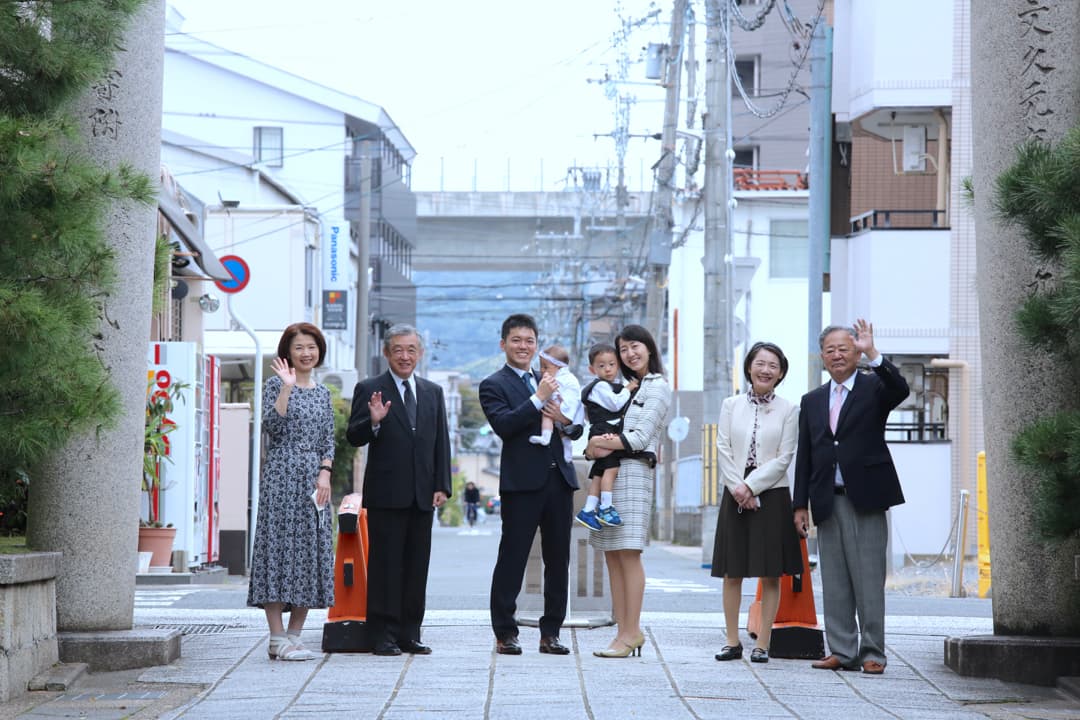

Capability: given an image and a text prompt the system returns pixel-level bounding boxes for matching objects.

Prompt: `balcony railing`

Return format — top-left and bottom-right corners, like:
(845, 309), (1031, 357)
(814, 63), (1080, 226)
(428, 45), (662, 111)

(733, 168), (808, 192)
(849, 208), (948, 234)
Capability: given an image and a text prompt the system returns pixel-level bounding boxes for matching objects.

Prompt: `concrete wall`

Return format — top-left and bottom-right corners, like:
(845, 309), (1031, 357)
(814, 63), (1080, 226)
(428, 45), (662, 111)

(0, 553), (60, 702)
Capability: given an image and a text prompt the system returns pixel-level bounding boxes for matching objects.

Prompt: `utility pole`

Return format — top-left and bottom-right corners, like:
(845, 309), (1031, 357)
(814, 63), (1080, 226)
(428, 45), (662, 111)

(646, 0), (687, 544)
(807, 23), (832, 389)
(702, 0), (733, 423)
(354, 141), (371, 377)
(644, 0), (687, 344)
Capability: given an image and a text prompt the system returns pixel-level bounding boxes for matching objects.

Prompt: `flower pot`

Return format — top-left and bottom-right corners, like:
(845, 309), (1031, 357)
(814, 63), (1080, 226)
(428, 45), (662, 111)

(137, 526), (177, 569)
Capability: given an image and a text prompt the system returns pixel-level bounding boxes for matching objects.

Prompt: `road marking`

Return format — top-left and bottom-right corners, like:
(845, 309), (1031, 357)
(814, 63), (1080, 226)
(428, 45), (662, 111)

(135, 588), (201, 608)
(645, 578), (718, 594)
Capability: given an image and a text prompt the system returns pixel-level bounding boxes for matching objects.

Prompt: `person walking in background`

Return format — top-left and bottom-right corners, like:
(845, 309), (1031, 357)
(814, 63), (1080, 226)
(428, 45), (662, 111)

(346, 324), (452, 656)
(575, 342), (638, 531)
(793, 320), (909, 675)
(586, 325), (671, 658)
(712, 342), (802, 664)
(479, 314), (579, 656)
(463, 481), (481, 528)
(248, 322), (335, 661)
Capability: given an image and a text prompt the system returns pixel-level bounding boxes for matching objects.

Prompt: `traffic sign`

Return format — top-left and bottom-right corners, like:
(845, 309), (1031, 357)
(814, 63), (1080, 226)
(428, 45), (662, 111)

(214, 255), (250, 294)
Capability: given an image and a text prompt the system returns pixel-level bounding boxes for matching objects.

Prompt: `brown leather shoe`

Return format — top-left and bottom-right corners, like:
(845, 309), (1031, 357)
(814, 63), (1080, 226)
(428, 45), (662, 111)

(539, 636), (570, 655)
(495, 636), (522, 655)
(862, 660), (885, 674)
(811, 655), (858, 670)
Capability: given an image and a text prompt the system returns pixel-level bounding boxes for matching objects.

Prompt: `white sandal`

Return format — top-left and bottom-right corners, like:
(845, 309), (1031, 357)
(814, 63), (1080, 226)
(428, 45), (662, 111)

(268, 634), (315, 661)
(268, 634), (288, 660)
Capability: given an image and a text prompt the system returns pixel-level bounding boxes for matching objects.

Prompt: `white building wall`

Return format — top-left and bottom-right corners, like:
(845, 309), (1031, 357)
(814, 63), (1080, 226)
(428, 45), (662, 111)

(163, 51), (345, 213)
(831, 229), (950, 356)
(888, 442), (953, 561)
(201, 208), (318, 357)
(833, 0), (954, 121)
(670, 192), (816, 404)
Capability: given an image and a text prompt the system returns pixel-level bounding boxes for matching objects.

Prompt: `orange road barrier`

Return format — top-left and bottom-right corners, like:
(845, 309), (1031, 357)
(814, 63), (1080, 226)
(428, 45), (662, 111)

(746, 537), (825, 659)
(322, 494), (373, 652)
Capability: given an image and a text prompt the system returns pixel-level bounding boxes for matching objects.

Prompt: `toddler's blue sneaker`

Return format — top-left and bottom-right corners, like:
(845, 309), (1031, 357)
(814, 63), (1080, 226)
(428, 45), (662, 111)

(597, 506), (623, 527)
(575, 508), (602, 531)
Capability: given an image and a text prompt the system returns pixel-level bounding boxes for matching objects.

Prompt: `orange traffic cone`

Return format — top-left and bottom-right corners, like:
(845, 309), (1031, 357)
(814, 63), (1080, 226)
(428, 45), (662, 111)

(746, 537), (825, 659)
(322, 494), (374, 652)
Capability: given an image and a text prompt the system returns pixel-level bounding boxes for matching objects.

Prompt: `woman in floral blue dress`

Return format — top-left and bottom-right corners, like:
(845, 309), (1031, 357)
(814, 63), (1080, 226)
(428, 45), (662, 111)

(247, 322), (335, 661)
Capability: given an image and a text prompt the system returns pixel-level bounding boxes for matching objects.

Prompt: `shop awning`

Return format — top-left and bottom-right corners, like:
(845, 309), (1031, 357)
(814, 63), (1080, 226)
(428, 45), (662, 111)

(157, 190), (232, 281)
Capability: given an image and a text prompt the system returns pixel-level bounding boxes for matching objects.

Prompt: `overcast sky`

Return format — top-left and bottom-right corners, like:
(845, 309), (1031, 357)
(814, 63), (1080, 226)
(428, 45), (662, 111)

(169, 0), (673, 191)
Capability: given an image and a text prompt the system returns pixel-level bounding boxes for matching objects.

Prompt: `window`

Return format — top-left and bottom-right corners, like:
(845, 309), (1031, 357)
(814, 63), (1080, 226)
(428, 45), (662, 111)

(253, 126), (283, 167)
(733, 146), (757, 170)
(769, 219), (809, 278)
(732, 57), (757, 97)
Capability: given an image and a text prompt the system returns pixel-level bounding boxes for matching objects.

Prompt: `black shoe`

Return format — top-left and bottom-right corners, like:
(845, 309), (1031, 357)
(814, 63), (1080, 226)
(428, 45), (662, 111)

(715, 644), (743, 661)
(750, 647), (769, 663)
(495, 636), (522, 655)
(374, 640), (402, 656)
(539, 636), (570, 655)
(399, 640), (432, 655)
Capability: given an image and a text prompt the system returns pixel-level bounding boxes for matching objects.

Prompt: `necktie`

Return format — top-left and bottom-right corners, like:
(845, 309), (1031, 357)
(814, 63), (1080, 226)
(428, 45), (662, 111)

(829, 384), (845, 434)
(403, 380), (417, 430)
(523, 371), (536, 393)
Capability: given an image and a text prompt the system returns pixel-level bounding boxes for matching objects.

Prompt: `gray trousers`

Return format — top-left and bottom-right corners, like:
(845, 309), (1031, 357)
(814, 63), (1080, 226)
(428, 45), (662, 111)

(817, 495), (888, 666)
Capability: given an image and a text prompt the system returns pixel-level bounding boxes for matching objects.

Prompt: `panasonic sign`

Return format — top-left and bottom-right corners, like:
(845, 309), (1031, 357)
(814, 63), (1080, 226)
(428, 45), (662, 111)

(322, 219), (348, 291)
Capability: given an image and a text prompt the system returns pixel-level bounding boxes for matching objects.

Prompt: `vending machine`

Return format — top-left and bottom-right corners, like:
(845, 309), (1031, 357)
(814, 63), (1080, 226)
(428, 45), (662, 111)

(147, 342), (220, 569)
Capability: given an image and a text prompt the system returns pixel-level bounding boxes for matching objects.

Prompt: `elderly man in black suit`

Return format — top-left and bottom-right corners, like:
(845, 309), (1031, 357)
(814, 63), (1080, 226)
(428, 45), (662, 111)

(347, 324), (451, 656)
(479, 314), (579, 656)
(793, 319), (909, 675)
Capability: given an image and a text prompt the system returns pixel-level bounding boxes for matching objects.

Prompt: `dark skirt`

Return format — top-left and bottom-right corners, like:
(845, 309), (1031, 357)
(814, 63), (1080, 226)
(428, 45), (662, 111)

(710, 481), (803, 579)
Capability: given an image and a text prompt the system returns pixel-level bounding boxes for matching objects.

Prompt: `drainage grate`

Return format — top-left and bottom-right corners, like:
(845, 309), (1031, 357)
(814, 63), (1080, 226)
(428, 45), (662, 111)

(154, 623), (234, 635)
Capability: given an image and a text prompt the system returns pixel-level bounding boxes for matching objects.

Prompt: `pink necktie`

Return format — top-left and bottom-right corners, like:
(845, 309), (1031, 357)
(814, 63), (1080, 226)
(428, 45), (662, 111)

(829, 385), (845, 434)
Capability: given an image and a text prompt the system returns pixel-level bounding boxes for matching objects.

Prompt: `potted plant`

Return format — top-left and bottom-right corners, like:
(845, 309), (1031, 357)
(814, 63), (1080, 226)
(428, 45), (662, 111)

(137, 378), (187, 569)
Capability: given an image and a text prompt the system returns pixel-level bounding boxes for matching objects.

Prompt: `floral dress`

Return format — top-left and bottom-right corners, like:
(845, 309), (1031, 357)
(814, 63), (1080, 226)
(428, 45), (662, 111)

(247, 376), (335, 609)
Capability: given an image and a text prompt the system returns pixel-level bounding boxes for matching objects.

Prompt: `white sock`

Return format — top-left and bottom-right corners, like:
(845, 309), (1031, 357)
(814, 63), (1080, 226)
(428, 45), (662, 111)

(538, 428), (552, 444)
(600, 491), (613, 509)
(529, 434), (544, 444)
(584, 495), (599, 513)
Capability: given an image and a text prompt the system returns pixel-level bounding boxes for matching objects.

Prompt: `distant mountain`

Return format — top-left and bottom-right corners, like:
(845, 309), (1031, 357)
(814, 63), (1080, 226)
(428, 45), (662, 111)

(416, 269), (544, 372)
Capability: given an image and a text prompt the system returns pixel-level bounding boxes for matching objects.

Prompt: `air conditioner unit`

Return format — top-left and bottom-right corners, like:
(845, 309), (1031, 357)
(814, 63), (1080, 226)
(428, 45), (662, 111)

(319, 369), (359, 400)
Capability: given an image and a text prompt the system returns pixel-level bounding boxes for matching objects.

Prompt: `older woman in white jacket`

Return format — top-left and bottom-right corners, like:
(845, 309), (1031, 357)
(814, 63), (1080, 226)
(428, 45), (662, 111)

(711, 342), (803, 664)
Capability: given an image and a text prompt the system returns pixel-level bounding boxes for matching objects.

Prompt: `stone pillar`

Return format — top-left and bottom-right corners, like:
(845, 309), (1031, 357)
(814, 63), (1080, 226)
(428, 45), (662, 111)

(27, 0), (165, 631)
(971, 2), (1080, 635)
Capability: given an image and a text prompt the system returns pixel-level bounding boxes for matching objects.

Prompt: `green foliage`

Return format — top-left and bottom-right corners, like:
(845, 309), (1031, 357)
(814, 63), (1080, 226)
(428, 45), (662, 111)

(997, 125), (1080, 540)
(0, 469), (29, 535)
(152, 234), (173, 315)
(143, 379), (187, 525)
(457, 382), (487, 451)
(328, 386), (358, 500)
(0, 2), (153, 492)
(1012, 412), (1080, 539)
(0, 1), (148, 116)
(437, 467), (469, 527)
(960, 176), (974, 206)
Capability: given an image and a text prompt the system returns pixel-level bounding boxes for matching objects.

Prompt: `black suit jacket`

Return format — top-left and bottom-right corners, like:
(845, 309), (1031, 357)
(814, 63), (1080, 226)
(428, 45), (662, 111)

(478, 365), (578, 493)
(793, 358), (910, 524)
(346, 371), (452, 510)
